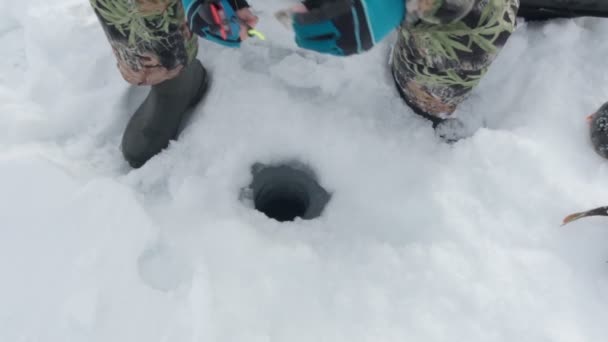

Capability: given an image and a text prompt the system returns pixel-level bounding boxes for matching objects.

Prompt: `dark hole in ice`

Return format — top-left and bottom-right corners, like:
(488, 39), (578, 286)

(248, 163), (331, 222)
(255, 185), (310, 222)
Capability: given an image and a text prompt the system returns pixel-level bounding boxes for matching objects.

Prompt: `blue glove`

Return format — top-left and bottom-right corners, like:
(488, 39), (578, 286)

(182, 0), (249, 47)
(292, 0), (406, 56)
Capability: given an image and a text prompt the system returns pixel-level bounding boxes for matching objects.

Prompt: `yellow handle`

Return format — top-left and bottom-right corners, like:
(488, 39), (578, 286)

(247, 29), (266, 41)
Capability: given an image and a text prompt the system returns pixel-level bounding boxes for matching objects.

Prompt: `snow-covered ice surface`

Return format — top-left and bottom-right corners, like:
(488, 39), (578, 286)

(2, 0), (608, 341)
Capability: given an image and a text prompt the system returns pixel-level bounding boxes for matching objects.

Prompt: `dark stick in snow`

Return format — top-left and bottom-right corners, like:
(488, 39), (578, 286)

(563, 206), (608, 225)
(519, 0), (608, 20)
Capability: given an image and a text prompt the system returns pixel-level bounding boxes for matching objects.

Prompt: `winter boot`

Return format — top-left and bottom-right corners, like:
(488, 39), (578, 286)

(590, 102), (608, 159)
(395, 73), (484, 144)
(121, 59), (209, 168)
(393, 76), (475, 143)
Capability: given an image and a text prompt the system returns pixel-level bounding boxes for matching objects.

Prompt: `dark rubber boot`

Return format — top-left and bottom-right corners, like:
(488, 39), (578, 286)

(121, 59), (209, 168)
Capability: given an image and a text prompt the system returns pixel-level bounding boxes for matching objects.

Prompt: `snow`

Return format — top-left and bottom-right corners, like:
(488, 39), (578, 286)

(2, 0), (608, 341)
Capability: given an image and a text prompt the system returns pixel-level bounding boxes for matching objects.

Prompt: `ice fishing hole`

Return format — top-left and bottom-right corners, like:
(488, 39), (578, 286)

(255, 184), (310, 222)
(248, 163), (331, 222)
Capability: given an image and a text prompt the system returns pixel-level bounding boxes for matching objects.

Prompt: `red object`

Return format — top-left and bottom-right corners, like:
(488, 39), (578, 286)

(210, 3), (227, 40)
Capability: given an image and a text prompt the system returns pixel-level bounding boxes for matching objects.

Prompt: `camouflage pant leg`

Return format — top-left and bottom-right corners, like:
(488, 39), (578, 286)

(392, 0), (519, 119)
(90, 0), (198, 86)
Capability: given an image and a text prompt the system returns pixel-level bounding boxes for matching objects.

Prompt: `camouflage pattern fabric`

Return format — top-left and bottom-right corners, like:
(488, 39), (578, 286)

(392, 0), (519, 118)
(90, 0), (198, 86)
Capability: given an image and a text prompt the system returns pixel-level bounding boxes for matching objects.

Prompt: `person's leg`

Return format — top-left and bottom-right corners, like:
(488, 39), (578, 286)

(90, 0), (208, 167)
(392, 0), (519, 138)
(90, 0), (198, 85)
